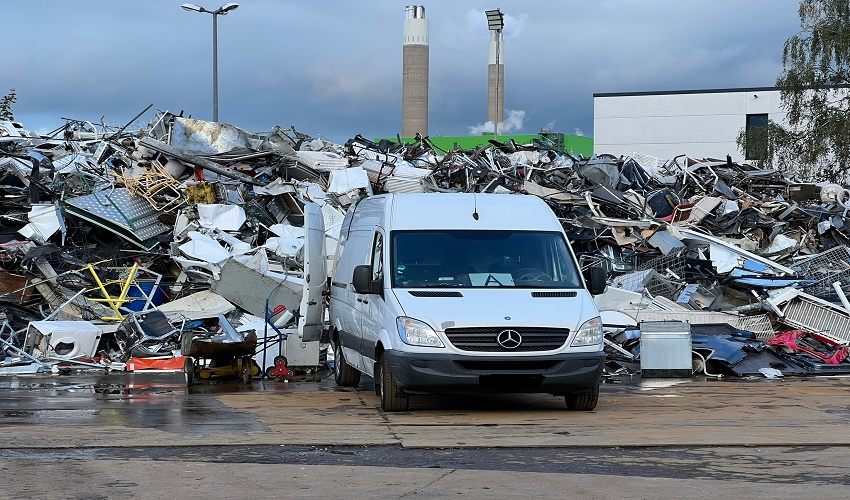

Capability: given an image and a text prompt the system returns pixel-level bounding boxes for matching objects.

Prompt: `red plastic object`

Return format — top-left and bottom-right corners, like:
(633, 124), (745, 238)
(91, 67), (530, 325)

(126, 356), (187, 371)
(767, 330), (849, 365)
(270, 362), (292, 377)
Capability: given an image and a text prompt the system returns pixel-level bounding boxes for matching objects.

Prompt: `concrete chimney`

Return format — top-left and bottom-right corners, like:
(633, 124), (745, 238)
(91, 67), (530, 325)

(402, 5), (429, 138)
(487, 29), (504, 134)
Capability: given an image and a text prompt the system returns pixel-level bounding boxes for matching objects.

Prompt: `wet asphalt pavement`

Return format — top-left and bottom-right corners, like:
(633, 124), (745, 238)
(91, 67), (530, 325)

(2, 370), (850, 498)
(3, 443), (850, 486)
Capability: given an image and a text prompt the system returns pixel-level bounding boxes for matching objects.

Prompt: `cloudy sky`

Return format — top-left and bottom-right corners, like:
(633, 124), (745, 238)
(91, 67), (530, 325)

(4, 0), (802, 144)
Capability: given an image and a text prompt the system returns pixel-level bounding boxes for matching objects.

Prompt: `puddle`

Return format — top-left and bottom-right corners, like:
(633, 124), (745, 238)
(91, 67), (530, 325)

(0, 372), (271, 435)
(636, 378), (693, 390)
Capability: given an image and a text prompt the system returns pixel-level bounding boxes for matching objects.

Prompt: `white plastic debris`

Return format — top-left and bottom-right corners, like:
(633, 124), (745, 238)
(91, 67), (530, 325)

(327, 166), (370, 194)
(19, 203), (66, 245)
(197, 204), (247, 231)
(178, 231), (236, 265)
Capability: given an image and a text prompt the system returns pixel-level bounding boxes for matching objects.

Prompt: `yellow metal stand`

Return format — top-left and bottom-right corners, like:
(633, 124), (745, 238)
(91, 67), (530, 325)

(86, 263), (139, 321)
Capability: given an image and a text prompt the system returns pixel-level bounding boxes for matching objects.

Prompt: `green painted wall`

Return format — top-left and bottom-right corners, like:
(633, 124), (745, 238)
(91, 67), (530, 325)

(377, 133), (594, 157)
(563, 135), (594, 157)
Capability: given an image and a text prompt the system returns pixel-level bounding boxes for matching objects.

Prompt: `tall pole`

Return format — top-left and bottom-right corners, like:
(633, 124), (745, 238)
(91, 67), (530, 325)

(183, 4), (239, 122)
(212, 12), (218, 122)
(494, 31), (500, 141)
(485, 9), (504, 142)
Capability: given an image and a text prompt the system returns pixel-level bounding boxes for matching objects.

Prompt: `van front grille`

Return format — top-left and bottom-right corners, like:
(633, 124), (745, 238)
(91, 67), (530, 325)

(444, 327), (570, 352)
(457, 360), (559, 371)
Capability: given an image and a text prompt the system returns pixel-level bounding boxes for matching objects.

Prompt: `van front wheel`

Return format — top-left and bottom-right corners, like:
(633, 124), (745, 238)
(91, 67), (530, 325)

(565, 383), (599, 411)
(377, 354), (409, 412)
(334, 343), (361, 387)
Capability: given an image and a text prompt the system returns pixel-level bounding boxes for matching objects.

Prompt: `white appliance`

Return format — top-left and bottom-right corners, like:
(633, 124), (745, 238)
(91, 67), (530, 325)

(640, 321), (693, 378)
(24, 321), (103, 359)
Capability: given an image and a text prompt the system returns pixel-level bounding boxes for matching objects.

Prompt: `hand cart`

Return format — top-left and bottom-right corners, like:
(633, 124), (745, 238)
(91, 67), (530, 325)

(182, 329), (259, 386)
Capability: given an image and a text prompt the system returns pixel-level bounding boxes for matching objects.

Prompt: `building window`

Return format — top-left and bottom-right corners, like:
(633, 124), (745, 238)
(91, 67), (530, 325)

(745, 113), (768, 161)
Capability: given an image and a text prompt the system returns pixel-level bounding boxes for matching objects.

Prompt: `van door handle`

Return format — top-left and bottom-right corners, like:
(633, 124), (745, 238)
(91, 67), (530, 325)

(356, 298), (362, 302)
(362, 299), (369, 304)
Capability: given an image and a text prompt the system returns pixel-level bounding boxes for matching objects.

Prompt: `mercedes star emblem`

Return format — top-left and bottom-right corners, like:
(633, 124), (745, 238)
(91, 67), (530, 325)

(497, 329), (522, 349)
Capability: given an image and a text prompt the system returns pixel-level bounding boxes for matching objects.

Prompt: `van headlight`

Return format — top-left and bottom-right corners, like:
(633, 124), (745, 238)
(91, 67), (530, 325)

(571, 317), (602, 346)
(397, 317), (444, 348)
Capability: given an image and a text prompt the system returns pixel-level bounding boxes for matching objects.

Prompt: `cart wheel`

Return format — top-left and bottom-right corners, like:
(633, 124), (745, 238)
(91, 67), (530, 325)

(199, 369), (212, 379)
(265, 366), (276, 378)
(184, 357), (195, 386)
(181, 330), (194, 357)
(273, 355), (288, 366)
(251, 360), (261, 377)
(241, 356), (253, 384)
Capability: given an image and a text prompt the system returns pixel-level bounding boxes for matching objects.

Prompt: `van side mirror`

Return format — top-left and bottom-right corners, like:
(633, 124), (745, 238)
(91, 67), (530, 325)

(585, 266), (608, 296)
(352, 265), (380, 294)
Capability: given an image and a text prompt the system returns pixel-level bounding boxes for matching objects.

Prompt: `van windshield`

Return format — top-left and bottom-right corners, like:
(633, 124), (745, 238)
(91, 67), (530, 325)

(391, 230), (583, 289)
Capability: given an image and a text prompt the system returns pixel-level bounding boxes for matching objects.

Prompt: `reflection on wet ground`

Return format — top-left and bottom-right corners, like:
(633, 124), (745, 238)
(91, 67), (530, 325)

(0, 369), (835, 434)
(0, 372), (300, 435)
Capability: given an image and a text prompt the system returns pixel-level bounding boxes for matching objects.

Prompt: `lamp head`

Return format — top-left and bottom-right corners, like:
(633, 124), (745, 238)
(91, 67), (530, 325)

(217, 3), (239, 14)
(485, 9), (504, 31)
(181, 3), (204, 12)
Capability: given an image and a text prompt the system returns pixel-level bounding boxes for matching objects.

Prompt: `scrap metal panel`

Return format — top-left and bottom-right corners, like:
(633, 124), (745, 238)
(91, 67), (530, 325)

(211, 259), (302, 321)
(781, 296), (850, 344)
(64, 188), (170, 250)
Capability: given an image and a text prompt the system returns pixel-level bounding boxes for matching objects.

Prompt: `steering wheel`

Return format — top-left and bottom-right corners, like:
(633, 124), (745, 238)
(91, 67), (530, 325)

(513, 268), (554, 284)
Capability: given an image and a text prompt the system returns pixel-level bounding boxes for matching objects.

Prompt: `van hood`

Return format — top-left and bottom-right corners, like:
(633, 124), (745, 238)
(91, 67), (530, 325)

(391, 288), (597, 333)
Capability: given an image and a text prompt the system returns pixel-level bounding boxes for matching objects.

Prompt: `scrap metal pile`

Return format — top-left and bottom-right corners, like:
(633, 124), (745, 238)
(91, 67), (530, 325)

(1, 112), (849, 378)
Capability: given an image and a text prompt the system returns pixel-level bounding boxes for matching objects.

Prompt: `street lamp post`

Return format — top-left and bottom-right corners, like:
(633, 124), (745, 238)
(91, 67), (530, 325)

(485, 9), (504, 141)
(181, 3), (239, 122)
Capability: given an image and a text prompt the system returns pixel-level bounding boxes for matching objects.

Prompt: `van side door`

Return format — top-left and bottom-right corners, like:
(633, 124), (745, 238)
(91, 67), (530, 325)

(358, 230), (385, 377)
(334, 229), (372, 373)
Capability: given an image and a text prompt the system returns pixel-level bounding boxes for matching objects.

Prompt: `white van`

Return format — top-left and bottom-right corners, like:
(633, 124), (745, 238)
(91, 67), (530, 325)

(328, 193), (607, 411)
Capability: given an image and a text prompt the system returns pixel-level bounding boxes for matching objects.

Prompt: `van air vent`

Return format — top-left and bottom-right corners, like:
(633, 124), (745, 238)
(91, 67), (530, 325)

(408, 291), (463, 298)
(531, 291), (577, 298)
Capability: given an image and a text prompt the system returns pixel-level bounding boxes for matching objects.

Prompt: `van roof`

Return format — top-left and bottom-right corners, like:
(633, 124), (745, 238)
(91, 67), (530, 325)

(355, 193), (562, 231)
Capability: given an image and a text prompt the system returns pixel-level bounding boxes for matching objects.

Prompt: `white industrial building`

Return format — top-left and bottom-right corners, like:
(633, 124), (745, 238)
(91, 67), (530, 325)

(593, 87), (785, 164)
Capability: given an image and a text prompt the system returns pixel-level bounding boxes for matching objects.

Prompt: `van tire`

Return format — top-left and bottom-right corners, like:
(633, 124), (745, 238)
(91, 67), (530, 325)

(377, 354), (409, 412)
(334, 343), (361, 387)
(565, 383), (599, 411)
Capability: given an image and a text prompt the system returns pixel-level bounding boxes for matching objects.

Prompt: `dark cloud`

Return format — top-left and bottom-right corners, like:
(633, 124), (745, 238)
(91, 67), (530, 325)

(4, 0), (801, 144)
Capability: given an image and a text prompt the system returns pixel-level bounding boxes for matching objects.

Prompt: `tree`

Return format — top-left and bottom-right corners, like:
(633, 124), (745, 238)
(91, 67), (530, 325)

(737, 0), (850, 183)
(0, 89), (15, 121)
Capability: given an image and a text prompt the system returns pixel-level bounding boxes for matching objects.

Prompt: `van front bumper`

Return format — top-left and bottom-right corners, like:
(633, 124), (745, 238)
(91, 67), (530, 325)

(384, 350), (604, 395)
